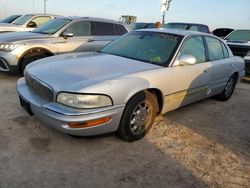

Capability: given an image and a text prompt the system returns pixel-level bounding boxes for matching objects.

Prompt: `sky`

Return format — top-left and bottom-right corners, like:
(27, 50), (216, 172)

(0, 0), (249, 30)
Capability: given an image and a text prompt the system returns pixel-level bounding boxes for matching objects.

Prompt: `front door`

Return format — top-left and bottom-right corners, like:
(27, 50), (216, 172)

(56, 21), (94, 54)
(166, 36), (212, 111)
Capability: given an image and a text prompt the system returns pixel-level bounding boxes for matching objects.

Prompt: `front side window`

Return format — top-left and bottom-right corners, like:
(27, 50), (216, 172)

(12, 14), (33, 25)
(206, 37), (224, 61)
(94, 22), (115, 35)
(65, 21), (91, 36)
(29, 16), (51, 27)
(32, 18), (71, 35)
(101, 31), (182, 66)
(180, 36), (206, 63)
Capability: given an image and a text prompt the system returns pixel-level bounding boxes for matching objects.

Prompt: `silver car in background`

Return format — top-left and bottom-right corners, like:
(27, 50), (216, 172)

(0, 14), (58, 33)
(17, 29), (245, 141)
(0, 17), (128, 73)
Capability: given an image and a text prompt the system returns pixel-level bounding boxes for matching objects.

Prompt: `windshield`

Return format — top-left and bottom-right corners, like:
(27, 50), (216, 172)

(0, 15), (20, 23)
(131, 23), (148, 30)
(225, 30), (250, 42)
(12, 15), (33, 25)
(32, 18), (71, 35)
(164, 23), (188, 30)
(101, 31), (182, 66)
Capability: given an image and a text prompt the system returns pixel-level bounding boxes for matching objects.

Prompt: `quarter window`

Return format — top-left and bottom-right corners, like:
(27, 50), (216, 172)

(115, 24), (127, 35)
(180, 36), (206, 63)
(65, 21), (91, 36)
(221, 42), (229, 58)
(30, 16), (51, 27)
(206, 37), (224, 61)
(94, 22), (115, 35)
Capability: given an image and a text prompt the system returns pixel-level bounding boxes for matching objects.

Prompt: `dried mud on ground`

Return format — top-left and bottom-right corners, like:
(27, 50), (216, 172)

(0, 73), (249, 188)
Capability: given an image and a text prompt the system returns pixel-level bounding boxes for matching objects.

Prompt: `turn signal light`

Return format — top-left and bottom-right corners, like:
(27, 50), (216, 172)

(68, 117), (112, 129)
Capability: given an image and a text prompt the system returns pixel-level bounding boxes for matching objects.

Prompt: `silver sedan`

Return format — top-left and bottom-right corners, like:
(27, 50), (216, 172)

(17, 29), (245, 141)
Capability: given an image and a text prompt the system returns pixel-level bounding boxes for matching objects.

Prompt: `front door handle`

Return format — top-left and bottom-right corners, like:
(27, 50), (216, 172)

(87, 39), (95, 42)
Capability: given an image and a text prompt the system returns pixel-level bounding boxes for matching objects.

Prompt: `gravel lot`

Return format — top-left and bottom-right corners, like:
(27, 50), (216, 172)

(0, 72), (249, 188)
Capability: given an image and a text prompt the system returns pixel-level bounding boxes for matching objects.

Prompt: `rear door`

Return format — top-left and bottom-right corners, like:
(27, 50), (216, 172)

(204, 36), (232, 94)
(56, 21), (94, 54)
(170, 36), (212, 110)
(91, 21), (119, 51)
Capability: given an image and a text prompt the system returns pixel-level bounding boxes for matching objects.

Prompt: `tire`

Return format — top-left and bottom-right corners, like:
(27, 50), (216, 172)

(117, 91), (158, 142)
(20, 52), (48, 75)
(215, 75), (237, 101)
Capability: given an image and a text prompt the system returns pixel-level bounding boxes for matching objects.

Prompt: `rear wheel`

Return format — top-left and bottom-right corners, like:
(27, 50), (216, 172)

(215, 75), (237, 101)
(117, 91), (158, 142)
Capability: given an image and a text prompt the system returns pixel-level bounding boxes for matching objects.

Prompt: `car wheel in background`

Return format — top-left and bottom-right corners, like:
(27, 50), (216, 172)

(20, 50), (50, 75)
(215, 74), (237, 101)
(117, 91), (158, 142)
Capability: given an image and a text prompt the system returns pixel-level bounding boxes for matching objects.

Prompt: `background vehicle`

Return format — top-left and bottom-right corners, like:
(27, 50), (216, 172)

(0, 17), (128, 73)
(0, 15), (22, 24)
(213, 28), (234, 38)
(129, 22), (155, 30)
(225, 30), (250, 75)
(164, 22), (210, 33)
(17, 29), (245, 141)
(0, 14), (58, 33)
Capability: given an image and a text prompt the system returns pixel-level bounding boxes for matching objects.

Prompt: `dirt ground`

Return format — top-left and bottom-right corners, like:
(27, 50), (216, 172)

(0, 72), (249, 188)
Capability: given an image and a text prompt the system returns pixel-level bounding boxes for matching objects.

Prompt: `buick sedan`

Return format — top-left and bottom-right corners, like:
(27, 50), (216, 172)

(17, 29), (245, 141)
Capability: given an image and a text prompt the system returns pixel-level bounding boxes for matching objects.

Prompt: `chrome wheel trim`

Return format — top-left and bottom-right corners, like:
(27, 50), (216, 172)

(130, 100), (153, 135)
(225, 77), (235, 98)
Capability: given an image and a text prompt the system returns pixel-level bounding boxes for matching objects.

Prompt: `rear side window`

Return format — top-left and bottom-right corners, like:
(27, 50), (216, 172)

(94, 22), (115, 35)
(115, 24), (128, 35)
(206, 37), (224, 61)
(221, 42), (229, 58)
(65, 21), (91, 36)
(180, 36), (206, 63)
(199, 26), (209, 33)
(189, 25), (198, 31)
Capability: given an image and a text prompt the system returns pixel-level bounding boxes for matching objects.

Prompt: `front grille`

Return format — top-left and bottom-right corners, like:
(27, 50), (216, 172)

(0, 58), (8, 71)
(228, 45), (250, 57)
(25, 73), (54, 102)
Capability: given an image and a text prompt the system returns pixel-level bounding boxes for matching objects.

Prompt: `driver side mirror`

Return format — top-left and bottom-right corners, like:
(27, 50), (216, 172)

(178, 54), (197, 66)
(62, 31), (74, 39)
(27, 21), (37, 28)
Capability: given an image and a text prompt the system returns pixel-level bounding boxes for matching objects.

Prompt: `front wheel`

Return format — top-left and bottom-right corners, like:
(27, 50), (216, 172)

(215, 75), (237, 101)
(117, 91), (158, 142)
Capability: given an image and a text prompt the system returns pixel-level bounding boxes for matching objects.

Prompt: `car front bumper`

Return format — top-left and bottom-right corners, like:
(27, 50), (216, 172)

(0, 51), (20, 73)
(244, 57), (250, 75)
(16, 78), (125, 136)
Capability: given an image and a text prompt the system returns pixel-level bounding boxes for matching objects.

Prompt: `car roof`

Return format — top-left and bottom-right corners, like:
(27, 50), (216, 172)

(59, 16), (123, 24)
(166, 22), (208, 27)
(136, 28), (213, 37)
(22, 13), (60, 17)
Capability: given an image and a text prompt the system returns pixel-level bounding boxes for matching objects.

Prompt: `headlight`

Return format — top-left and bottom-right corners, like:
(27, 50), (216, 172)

(57, 93), (113, 109)
(0, 43), (24, 51)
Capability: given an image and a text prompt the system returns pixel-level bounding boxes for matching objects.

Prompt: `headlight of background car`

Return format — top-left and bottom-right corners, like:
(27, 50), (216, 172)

(57, 93), (113, 109)
(0, 43), (24, 51)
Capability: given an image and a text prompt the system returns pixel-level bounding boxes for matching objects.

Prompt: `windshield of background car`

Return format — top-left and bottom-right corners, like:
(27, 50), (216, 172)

(32, 18), (71, 35)
(12, 15), (33, 25)
(0, 15), (19, 23)
(131, 23), (147, 30)
(225, 30), (250, 42)
(164, 23), (188, 30)
(101, 31), (183, 66)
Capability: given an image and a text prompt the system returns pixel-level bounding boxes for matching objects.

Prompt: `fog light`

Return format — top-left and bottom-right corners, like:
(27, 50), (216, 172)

(68, 117), (112, 128)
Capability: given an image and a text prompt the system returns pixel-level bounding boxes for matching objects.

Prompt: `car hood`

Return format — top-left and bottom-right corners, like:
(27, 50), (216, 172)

(0, 23), (23, 31)
(26, 52), (161, 92)
(0, 31), (48, 43)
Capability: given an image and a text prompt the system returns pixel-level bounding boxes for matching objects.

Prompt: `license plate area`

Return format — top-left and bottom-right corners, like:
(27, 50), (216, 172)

(19, 97), (33, 116)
